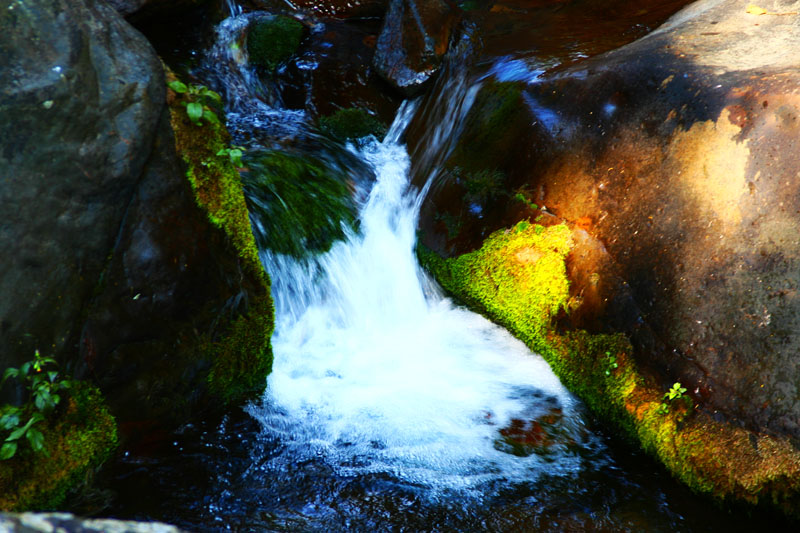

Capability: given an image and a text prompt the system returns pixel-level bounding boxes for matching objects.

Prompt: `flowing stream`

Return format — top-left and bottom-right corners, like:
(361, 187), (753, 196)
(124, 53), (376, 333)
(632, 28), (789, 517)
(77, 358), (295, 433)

(98, 7), (791, 532)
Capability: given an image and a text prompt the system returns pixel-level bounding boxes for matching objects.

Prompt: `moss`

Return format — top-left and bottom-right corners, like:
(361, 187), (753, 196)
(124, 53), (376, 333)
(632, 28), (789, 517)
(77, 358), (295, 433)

(0, 384), (117, 511)
(448, 81), (526, 173)
(206, 292), (273, 404)
(247, 15), (304, 71)
(240, 149), (358, 258)
(420, 220), (800, 517)
(167, 71), (275, 406)
(318, 108), (388, 142)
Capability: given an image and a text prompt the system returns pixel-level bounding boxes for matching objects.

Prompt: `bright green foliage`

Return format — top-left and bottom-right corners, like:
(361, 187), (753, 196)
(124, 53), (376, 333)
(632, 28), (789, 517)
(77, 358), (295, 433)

(241, 150), (358, 258)
(603, 351), (618, 376)
(318, 108), (388, 142)
(658, 382), (690, 415)
(168, 80), (222, 127)
(247, 16), (304, 71)
(217, 146), (245, 168)
(1, 351), (76, 460)
(514, 191), (538, 211)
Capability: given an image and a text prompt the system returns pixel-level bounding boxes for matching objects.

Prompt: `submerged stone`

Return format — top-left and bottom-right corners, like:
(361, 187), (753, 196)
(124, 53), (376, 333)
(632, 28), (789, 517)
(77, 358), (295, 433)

(247, 15), (305, 71)
(241, 150), (359, 258)
(318, 108), (388, 141)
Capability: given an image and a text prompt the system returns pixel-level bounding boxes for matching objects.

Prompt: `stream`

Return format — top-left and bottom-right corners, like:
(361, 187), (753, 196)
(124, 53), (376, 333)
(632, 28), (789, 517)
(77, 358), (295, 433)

(95, 3), (792, 531)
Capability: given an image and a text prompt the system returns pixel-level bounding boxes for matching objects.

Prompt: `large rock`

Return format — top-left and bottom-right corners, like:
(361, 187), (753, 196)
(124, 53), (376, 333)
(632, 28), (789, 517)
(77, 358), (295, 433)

(0, 0), (163, 388)
(418, 0), (800, 513)
(0, 0), (273, 425)
(0, 512), (185, 532)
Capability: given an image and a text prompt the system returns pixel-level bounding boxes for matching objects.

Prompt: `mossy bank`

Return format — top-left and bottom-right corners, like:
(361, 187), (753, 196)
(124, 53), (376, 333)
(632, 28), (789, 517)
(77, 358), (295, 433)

(0, 384), (117, 511)
(419, 220), (800, 517)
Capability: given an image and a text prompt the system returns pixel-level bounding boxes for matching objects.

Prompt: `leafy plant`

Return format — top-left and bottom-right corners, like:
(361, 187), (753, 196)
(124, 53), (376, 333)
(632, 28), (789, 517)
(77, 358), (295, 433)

(1, 350), (75, 460)
(168, 80), (222, 127)
(217, 146), (245, 168)
(514, 191), (539, 211)
(603, 351), (618, 376)
(657, 382), (689, 415)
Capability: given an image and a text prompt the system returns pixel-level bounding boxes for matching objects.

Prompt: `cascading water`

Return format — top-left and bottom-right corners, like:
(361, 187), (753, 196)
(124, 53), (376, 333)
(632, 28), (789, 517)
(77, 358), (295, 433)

(250, 105), (600, 496)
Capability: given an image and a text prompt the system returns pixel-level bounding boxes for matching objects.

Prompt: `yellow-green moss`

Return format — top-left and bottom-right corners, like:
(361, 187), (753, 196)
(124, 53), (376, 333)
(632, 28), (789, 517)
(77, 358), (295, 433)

(0, 384), (117, 511)
(166, 71), (275, 405)
(420, 220), (800, 516)
(206, 292), (274, 404)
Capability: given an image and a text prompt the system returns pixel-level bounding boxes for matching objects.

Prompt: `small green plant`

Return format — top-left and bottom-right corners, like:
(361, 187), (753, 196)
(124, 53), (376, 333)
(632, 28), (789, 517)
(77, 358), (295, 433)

(514, 192), (539, 211)
(168, 80), (222, 127)
(0, 350), (75, 460)
(603, 351), (618, 376)
(217, 146), (245, 168)
(657, 382), (688, 415)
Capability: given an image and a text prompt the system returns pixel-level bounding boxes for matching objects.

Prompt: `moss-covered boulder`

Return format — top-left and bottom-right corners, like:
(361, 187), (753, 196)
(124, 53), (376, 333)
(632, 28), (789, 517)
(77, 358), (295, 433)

(0, 384), (117, 511)
(247, 15), (305, 71)
(241, 150), (359, 258)
(420, 221), (800, 515)
(318, 108), (388, 142)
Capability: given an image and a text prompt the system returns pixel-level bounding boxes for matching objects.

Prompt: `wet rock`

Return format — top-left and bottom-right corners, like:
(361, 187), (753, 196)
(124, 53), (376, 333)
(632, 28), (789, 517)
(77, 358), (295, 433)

(277, 17), (402, 124)
(419, 0), (800, 513)
(373, 0), (462, 95)
(0, 512), (185, 532)
(318, 107), (388, 141)
(105, 0), (210, 19)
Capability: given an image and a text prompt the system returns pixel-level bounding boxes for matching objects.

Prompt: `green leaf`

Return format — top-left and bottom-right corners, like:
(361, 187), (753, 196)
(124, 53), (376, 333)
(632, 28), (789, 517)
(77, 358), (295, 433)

(201, 88), (222, 103)
(48, 371), (58, 382)
(168, 80), (188, 93)
(186, 102), (204, 124)
(26, 428), (45, 452)
(0, 411), (20, 431)
(20, 362), (31, 376)
(228, 149), (243, 167)
(0, 442), (17, 460)
(202, 108), (220, 125)
(1, 367), (18, 385)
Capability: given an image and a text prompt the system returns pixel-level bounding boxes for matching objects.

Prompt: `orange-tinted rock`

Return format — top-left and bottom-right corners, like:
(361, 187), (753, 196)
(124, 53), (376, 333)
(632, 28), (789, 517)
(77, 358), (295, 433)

(418, 0), (800, 443)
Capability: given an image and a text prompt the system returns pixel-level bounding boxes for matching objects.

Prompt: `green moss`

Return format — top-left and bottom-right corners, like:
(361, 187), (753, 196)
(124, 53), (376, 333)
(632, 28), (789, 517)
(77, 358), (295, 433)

(167, 71), (274, 406)
(318, 108), (388, 142)
(206, 292), (274, 404)
(247, 16), (304, 71)
(240, 149), (358, 258)
(0, 384), (117, 511)
(420, 221), (800, 516)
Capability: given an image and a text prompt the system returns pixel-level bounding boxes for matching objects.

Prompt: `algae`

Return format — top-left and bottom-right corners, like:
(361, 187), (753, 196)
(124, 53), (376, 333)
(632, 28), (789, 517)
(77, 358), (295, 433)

(247, 16), (304, 71)
(240, 149), (358, 258)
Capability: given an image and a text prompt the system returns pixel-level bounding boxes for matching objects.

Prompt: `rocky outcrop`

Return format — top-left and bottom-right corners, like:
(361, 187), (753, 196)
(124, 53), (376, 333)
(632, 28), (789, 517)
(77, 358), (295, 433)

(373, 0), (461, 95)
(418, 0), (800, 514)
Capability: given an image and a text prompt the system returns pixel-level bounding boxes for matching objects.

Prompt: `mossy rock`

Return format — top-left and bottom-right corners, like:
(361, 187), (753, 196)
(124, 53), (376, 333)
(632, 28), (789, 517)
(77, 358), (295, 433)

(167, 71), (274, 407)
(241, 150), (358, 258)
(419, 221), (800, 517)
(318, 108), (388, 142)
(0, 384), (117, 511)
(247, 15), (304, 71)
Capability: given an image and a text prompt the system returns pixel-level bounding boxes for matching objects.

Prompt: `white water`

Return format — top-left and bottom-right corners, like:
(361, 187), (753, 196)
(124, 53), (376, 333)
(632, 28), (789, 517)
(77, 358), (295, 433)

(249, 105), (600, 492)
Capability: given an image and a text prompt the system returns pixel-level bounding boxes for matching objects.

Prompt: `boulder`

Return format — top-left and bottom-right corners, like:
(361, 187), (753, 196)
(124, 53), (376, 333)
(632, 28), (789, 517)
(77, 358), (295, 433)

(0, 512), (185, 533)
(373, 0), (461, 95)
(418, 0), (800, 514)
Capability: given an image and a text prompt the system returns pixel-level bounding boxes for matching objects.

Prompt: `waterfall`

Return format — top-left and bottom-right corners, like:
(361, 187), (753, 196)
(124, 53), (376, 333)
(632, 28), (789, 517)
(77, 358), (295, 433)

(248, 102), (600, 494)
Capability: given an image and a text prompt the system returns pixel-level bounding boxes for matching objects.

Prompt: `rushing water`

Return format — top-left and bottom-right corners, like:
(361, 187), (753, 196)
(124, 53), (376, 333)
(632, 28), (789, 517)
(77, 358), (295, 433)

(96, 6), (797, 532)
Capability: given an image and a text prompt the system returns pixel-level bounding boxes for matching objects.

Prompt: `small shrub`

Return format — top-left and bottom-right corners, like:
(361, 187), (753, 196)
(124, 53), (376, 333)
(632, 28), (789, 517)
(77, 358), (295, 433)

(167, 80), (222, 127)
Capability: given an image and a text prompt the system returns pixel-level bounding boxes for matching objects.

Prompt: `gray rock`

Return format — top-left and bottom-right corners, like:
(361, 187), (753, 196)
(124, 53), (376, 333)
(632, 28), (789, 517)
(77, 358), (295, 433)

(0, 512), (186, 533)
(0, 0), (163, 393)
